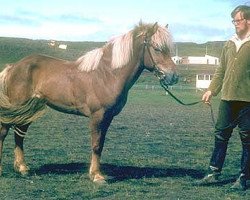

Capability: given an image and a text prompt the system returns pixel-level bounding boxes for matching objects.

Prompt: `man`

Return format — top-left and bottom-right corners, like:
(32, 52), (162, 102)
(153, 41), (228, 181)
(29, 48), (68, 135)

(197, 5), (250, 190)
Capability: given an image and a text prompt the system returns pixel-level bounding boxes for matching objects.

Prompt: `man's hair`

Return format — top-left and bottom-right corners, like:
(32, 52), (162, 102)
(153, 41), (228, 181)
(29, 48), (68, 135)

(231, 5), (250, 19)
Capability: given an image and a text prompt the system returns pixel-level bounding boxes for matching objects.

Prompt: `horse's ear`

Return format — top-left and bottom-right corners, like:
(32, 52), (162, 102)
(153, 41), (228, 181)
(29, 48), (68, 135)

(152, 22), (158, 33)
(139, 19), (143, 26)
(166, 24), (169, 29)
(147, 22), (158, 37)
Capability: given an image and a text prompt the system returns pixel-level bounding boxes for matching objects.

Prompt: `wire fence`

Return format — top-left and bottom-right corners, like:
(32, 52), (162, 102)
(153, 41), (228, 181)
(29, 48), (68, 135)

(133, 84), (205, 92)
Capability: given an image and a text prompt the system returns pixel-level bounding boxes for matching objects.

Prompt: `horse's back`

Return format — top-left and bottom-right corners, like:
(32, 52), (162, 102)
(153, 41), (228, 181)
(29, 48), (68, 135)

(9, 54), (76, 79)
(14, 54), (70, 70)
(3, 54), (74, 102)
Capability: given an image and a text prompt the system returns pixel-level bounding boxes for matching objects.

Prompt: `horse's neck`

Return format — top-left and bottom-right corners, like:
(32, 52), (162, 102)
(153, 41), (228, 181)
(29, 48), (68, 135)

(115, 44), (144, 92)
(125, 65), (143, 90)
(114, 60), (143, 93)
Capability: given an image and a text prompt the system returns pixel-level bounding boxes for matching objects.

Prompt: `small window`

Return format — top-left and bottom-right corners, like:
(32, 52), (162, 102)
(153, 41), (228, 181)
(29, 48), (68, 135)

(198, 75), (204, 80)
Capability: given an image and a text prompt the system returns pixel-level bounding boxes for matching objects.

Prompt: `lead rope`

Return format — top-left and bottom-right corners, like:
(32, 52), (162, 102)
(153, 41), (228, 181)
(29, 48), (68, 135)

(142, 37), (248, 129)
(159, 80), (216, 126)
(160, 79), (250, 129)
(142, 38), (216, 126)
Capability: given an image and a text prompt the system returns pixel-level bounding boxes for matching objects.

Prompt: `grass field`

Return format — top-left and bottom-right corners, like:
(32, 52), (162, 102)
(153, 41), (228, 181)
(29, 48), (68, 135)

(0, 37), (247, 199)
(0, 88), (249, 200)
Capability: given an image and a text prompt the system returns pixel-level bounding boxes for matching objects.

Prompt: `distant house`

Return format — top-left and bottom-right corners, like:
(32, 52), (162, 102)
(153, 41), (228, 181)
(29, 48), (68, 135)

(196, 74), (213, 89)
(48, 40), (56, 47)
(58, 44), (67, 50)
(182, 55), (219, 65)
(48, 40), (67, 50)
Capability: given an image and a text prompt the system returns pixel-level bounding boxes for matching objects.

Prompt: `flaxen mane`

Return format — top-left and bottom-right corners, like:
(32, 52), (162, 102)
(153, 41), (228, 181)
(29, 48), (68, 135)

(77, 22), (173, 72)
(77, 48), (104, 72)
(77, 30), (134, 72)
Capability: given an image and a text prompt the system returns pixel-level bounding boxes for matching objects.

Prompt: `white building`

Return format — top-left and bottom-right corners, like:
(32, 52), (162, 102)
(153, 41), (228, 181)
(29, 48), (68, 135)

(58, 44), (67, 50)
(48, 40), (67, 50)
(196, 74), (213, 89)
(182, 55), (219, 65)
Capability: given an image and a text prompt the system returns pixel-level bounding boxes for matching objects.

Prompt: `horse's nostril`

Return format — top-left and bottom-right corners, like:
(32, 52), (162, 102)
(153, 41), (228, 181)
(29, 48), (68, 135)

(175, 75), (179, 82)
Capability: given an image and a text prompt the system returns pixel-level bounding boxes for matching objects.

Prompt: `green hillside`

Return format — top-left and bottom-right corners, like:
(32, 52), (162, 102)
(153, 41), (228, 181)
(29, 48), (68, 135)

(0, 37), (224, 87)
(0, 37), (104, 67)
(175, 41), (224, 57)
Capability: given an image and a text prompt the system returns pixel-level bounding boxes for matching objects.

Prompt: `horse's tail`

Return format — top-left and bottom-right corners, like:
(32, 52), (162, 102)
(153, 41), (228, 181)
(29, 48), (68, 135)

(0, 65), (47, 125)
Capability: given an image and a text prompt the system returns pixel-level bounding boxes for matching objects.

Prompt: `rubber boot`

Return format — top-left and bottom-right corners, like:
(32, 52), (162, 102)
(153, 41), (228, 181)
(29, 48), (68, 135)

(209, 140), (228, 171)
(194, 140), (227, 186)
(231, 144), (250, 191)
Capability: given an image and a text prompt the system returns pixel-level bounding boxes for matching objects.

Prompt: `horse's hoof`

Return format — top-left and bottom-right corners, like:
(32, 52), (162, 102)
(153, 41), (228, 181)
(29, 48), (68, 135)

(93, 179), (107, 184)
(14, 164), (30, 176)
(93, 174), (107, 184)
(20, 170), (29, 176)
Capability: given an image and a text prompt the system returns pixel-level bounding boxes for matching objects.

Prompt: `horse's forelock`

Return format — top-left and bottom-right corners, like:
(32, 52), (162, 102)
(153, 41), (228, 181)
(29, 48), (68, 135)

(151, 25), (174, 53)
(134, 22), (174, 53)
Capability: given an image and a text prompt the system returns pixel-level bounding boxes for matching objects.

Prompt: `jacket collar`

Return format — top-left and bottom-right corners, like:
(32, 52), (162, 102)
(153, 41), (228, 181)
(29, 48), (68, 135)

(230, 34), (250, 52)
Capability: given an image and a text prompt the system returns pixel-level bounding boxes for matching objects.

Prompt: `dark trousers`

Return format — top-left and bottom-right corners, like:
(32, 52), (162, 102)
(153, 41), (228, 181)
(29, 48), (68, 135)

(209, 100), (250, 177)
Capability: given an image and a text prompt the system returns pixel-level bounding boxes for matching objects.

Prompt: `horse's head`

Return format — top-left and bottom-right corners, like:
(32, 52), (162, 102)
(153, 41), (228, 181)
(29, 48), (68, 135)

(139, 22), (178, 87)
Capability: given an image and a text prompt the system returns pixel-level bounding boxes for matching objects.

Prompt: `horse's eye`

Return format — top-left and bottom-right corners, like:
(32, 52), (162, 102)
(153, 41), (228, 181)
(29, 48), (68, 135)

(154, 47), (162, 52)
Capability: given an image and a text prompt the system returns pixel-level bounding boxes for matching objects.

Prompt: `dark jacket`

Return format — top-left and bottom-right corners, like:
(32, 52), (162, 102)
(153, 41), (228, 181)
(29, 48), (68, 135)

(208, 39), (250, 102)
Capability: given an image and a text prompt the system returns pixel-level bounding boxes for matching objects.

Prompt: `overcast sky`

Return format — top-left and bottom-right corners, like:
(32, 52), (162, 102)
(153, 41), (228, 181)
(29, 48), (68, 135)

(0, 0), (249, 43)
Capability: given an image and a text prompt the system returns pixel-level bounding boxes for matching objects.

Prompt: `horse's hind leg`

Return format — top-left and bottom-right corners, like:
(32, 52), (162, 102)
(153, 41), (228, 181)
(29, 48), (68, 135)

(0, 124), (10, 176)
(13, 124), (30, 175)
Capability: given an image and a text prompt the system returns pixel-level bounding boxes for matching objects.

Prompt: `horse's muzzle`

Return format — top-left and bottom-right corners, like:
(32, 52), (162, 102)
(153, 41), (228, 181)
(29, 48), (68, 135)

(161, 72), (179, 86)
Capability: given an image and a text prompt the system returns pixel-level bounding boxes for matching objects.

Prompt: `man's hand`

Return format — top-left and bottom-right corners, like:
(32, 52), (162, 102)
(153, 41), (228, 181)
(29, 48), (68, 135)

(202, 90), (212, 104)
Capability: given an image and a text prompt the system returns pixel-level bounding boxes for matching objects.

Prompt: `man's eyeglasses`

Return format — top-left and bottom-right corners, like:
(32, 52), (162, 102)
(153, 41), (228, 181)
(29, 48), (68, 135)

(232, 18), (245, 25)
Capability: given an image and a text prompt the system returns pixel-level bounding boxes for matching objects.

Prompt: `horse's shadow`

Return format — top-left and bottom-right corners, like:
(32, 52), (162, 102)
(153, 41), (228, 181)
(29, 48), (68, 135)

(33, 162), (206, 182)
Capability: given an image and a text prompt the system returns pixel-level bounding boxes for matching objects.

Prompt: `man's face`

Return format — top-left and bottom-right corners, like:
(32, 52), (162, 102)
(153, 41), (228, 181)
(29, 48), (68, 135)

(232, 11), (249, 38)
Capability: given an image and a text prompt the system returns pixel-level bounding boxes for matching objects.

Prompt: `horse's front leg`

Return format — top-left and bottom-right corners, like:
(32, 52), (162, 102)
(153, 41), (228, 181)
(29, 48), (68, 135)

(0, 124), (10, 176)
(89, 111), (113, 183)
(13, 124), (30, 175)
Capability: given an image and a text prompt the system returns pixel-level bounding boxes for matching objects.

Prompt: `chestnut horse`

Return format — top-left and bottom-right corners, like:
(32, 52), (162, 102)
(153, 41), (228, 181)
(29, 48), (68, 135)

(0, 22), (178, 183)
